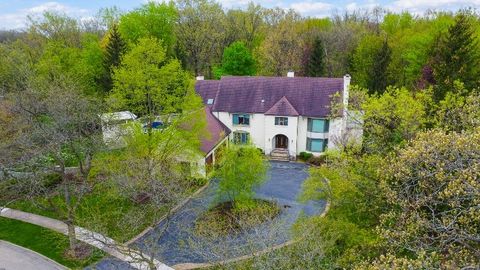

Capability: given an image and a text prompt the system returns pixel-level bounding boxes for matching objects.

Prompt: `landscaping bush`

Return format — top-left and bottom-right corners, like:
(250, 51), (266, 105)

(307, 155), (326, 166)
(43, 173), (62, 189)
(299, 151), (313, 161)
(195, 199), (280, 238)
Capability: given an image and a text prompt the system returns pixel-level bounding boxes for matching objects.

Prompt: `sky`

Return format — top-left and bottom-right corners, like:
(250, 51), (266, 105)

(1, 0), (480, 30)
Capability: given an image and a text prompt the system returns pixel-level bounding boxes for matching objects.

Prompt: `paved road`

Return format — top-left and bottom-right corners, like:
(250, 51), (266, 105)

(0, 207), (172, 270)
(93, 161), (326, 269)
(0, 240), (67, 270)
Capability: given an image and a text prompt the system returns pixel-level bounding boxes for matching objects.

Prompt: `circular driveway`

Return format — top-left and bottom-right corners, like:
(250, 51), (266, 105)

(93, 161), (326, 269)
(0, 240), (67, 270)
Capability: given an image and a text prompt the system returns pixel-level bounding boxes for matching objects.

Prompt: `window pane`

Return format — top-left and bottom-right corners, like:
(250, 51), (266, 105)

(244, 115), (250, 125)
(275, 117), (288, 126)
(307, 138), (327, 152)
(311, 119), (325, 132)
(324, 120), (330, 132)
(310, 139), (323, 152)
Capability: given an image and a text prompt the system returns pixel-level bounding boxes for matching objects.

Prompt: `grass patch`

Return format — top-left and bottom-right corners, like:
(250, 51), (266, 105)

(7, 176), (206, 242)
(195, 199), (281, 238)
(0, 217), (104, 269)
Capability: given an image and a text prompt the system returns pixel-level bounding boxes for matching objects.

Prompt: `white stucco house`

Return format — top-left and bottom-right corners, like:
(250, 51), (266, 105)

(99, 74), (361, 177)
(195, 73), (360, 161)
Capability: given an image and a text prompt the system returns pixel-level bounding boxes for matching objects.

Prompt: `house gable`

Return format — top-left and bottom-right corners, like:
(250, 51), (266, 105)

(264, 96), (299, 116)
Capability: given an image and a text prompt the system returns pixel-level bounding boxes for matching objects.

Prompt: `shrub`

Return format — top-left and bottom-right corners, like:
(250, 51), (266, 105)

(43, 173), (62, 188)
(299, 151), (313, 161)
(307, 155), (326, 166)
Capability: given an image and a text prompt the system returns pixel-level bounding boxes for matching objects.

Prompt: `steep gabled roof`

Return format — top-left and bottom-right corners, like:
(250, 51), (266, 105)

(200, 107), (231, 154)
(264, 96), (299, 116)
(208, 76), (343, 118)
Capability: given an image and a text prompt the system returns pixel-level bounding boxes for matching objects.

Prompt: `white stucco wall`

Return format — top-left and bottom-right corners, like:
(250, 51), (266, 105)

(214, 111), (347, 157)
(264, 115), (298, 156)
(215, 112), (266, 150)
(296, 116), (344, 156)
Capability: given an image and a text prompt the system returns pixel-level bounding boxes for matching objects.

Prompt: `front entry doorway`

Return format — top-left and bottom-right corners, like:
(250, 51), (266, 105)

(274, 134), (288, 149)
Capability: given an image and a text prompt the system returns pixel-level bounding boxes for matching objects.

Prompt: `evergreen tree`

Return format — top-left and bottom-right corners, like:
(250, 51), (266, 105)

(352, 35), (391, 94)
(430, 13), (480, 101)
(306, 38), (326, 77)
(102, 24), (126, 92)
(369, 39), (391, 94)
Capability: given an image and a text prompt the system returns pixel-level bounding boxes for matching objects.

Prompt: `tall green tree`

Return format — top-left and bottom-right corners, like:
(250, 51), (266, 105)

(305, 38), (326, 77)
(118, 2), (178, 55)
(215, 41), (256, 78)
(362, 87), (427, 153)
(352, 35), (391, 94)
(370, 39), (391, 93)
(175, 0), (227, 77)
(109, 37), (196, 117)
(101, 24), (126, 92)
(256, 9), (303, 76)
(430, 13), (480, 101)
(215, 144), (268, 210)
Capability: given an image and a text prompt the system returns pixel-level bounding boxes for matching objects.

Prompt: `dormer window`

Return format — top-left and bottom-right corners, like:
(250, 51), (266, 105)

(207, 98), (214, 105)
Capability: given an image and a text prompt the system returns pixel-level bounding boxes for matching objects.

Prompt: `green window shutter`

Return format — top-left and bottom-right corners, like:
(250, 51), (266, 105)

(307, 119), (312, 131)
(244, 114), (250, 125)
(324, 120), (330, 132)
(233, 114), (239, 125)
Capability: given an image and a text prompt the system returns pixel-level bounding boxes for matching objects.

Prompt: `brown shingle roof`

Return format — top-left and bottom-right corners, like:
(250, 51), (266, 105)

(200, 107), (230, 154)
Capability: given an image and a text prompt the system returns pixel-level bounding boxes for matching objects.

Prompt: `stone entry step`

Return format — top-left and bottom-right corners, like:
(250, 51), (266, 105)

(270, 148), (290, 162)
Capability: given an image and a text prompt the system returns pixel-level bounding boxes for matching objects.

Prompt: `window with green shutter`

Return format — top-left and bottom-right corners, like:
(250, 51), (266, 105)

(232, 114), (250, 125)
(275, 117), (288, 126)
(233, 132), (250, 144)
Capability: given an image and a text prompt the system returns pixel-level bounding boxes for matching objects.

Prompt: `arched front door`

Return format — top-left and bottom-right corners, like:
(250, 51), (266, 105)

(274, 134), (288, 149)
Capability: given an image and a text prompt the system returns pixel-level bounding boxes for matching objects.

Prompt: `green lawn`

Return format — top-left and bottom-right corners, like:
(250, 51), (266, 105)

(0, 217), (105, 269)
(10, 182), (170, 242)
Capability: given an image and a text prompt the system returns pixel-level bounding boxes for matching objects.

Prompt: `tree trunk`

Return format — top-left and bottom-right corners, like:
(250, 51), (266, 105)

(63, 176), (77, 253)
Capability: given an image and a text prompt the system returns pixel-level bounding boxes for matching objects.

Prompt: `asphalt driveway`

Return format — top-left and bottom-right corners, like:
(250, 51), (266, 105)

(92, 161), (326, 269)
(0, 240), (67, 270)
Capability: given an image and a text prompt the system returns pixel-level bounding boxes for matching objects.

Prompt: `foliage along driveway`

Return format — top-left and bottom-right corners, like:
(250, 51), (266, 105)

(92, 161), (326, 269)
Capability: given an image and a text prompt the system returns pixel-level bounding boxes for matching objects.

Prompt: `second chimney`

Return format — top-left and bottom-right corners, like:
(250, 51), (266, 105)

(287, 71), (295, 78)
